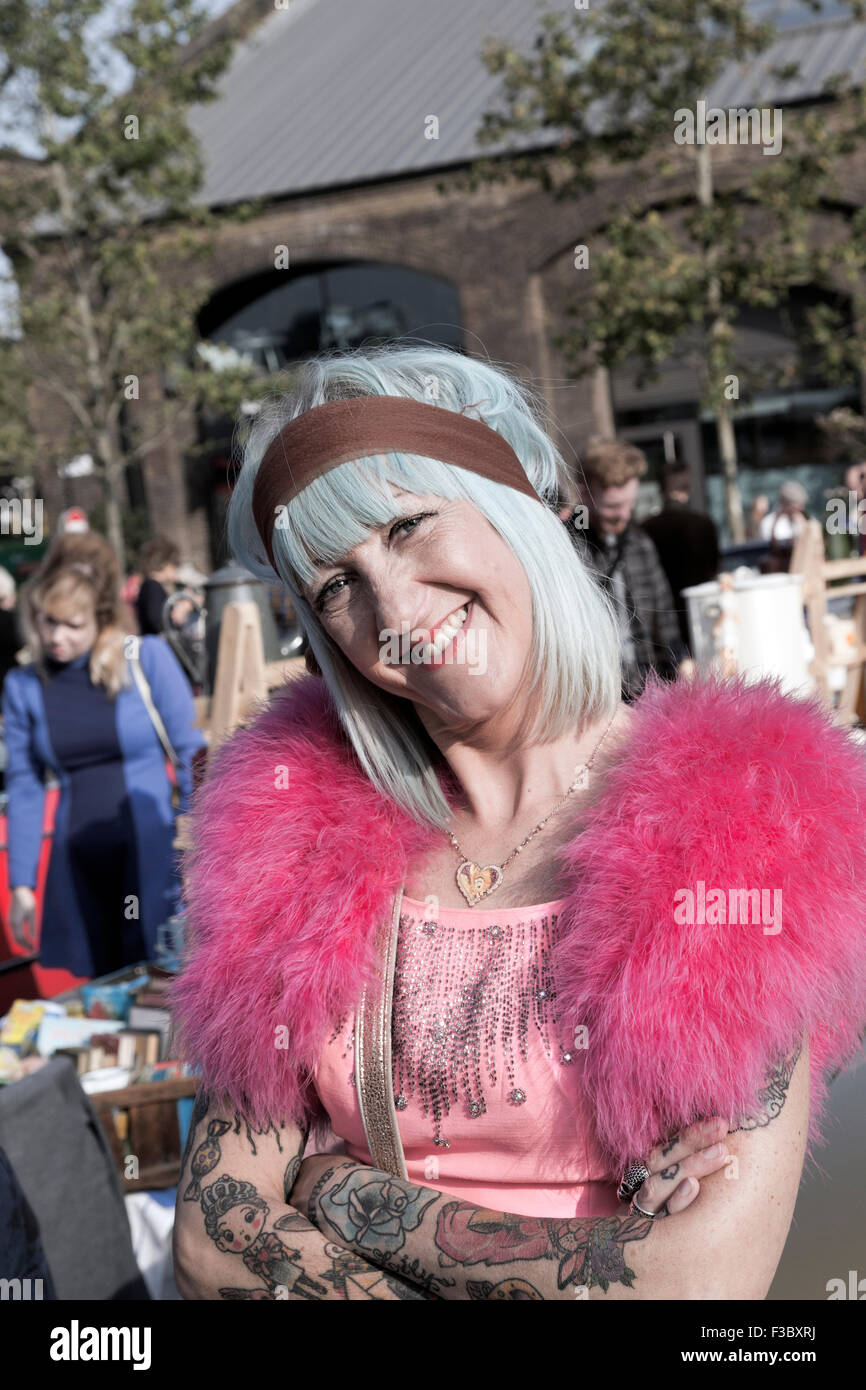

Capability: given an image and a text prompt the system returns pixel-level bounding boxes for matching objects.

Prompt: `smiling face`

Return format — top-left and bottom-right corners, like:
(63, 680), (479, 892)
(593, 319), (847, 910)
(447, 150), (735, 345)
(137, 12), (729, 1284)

(302, 487), (535, 733)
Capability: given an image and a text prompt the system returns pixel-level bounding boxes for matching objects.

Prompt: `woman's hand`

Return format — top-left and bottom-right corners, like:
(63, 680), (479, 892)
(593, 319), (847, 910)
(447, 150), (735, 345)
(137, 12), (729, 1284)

(9, 886), (38, 952)
(292, 1152), (359, 1222)
(622, 1114), (733, 1217)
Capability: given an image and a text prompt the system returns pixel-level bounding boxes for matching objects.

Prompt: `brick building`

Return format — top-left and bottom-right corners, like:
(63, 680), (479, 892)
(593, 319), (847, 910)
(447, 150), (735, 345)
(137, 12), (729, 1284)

(35, 0), (866, 566)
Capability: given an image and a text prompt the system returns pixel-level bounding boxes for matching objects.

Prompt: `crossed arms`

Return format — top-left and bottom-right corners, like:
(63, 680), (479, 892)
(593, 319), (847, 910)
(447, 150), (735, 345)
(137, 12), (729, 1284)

(172, 1091), (426, 1300)
(173, 1039), (808, 1300)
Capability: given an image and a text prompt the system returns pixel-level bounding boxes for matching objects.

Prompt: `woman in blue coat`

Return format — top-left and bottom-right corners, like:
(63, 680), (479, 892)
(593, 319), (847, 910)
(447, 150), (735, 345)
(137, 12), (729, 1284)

(4, 533), (206, 979)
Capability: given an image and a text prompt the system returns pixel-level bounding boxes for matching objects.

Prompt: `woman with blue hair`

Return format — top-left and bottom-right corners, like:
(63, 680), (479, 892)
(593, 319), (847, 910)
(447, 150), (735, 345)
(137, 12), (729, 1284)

(171, 343), (866, 1300)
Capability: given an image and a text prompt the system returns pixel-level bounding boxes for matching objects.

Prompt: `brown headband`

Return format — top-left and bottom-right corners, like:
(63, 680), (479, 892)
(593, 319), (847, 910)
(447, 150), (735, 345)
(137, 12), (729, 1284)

(251, 394), (542, 568)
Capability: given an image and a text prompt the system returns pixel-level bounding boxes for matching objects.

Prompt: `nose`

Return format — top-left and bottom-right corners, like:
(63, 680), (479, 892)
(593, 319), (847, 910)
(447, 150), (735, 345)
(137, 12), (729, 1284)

(366, 566), (423, 641)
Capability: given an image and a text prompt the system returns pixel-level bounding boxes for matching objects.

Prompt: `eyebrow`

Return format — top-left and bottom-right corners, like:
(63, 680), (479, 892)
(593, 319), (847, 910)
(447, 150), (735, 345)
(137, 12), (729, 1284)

(307, 504), (422, 574)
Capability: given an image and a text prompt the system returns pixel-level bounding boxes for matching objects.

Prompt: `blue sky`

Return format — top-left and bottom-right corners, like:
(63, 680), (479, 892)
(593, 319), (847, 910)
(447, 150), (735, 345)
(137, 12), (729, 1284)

(0, 0), (237, 158)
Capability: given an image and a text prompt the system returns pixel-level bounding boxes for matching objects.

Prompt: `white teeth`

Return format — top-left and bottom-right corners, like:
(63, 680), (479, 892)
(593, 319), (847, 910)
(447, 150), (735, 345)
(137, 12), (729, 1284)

(442, 605), (468, 631)
(421, 605), (469, 661)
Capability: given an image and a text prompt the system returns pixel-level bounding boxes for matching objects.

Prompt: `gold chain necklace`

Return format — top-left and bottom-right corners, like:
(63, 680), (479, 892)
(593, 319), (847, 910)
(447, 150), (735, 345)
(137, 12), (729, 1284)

(447, 711), (618, 906)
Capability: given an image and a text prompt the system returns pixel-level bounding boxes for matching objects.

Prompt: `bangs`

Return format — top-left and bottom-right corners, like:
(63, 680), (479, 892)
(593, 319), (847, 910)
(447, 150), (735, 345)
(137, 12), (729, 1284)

(275, 449), (468, 588)
(34, 575), (93, 621)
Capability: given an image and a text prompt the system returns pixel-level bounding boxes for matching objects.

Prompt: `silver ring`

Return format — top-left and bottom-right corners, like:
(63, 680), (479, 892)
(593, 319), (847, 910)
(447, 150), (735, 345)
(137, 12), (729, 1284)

(630, 1195), (667, 1220)
(617, 1160), (650, 1203)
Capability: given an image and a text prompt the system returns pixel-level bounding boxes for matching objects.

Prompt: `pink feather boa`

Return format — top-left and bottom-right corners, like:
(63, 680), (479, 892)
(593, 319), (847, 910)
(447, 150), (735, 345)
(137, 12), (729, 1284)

(168, 671), (866, 1176)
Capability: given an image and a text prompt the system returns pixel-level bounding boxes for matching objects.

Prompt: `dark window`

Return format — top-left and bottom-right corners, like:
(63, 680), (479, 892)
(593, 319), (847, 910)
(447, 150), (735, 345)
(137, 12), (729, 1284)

(197, 260), (461, 370)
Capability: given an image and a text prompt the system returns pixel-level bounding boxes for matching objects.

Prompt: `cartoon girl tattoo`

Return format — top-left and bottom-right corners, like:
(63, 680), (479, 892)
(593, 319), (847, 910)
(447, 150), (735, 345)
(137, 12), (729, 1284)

(201, 1174), (327, 1299)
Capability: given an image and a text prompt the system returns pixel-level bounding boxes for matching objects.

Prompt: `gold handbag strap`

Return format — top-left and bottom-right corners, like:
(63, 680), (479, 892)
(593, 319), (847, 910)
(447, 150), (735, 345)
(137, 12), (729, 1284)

(128, 652), (179, 769)
(354, 888), (409, 1179)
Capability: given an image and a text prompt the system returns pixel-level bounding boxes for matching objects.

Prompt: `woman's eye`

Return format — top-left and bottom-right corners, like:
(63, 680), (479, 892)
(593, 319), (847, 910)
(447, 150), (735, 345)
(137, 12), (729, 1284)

(390, 511), (435, 539)
(315, 512), (435, 610)
(316, 576), (349, 610)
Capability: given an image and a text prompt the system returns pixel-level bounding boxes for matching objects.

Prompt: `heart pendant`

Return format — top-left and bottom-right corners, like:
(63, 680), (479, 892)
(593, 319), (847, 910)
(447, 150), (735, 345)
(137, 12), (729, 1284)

(456, 861), (504, 907)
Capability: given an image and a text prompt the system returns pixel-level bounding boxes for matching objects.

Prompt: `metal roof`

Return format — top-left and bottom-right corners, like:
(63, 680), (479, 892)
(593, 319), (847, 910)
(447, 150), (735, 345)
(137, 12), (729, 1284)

(187, 0), (866, 207)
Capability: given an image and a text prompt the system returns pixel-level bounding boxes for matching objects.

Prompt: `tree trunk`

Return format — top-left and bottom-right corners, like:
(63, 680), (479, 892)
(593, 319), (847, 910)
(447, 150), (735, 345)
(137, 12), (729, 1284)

(48, 149), (128, 569)
(696, 145), (745, 543)
(715, 395), (745, 546)
(103, 470), (126, 572)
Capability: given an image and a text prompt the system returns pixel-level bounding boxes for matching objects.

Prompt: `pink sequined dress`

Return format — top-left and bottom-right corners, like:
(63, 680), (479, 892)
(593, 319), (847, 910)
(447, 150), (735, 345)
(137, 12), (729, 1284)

(313, 894), (621, 1219)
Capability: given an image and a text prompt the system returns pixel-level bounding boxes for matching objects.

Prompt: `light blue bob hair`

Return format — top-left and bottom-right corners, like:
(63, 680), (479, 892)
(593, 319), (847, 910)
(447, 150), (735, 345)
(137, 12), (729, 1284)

(228, 342), (621, 831)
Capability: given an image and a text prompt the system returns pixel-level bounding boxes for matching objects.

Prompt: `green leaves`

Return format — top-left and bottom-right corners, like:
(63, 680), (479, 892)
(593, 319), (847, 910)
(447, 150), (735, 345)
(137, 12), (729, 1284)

(466, 0), (866, 540)
(0, 0), (260, 564)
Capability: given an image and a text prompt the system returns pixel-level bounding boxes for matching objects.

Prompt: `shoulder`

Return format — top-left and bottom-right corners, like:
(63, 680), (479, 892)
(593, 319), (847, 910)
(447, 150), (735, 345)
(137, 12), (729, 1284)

(186, 672), (423, 906)
(693, 509), (718, 535)
(137, 577), (163, 600)
(593, 671), (866, 873)
(189, 675), (354, 843)
(3, 663), (26, 690)
(556, 672), (866, 1168)
(136, 633), (183, 679)
(202, 675), (343, 783)
(137, 633), (165, 661)
(630, 671), (865, 811)
(685, 510), (719, 546)
(628, 526), (663, 558)
(2, 663), (40, 704)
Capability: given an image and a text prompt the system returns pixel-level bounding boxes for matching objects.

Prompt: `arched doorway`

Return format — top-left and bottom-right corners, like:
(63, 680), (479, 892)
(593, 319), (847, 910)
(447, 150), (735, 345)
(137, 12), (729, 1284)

(196, 259), (462, 563)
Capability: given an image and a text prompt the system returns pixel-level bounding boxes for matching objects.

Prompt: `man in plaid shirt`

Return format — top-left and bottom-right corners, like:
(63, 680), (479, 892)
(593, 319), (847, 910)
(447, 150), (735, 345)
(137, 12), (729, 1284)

(565, 439), (687, 701)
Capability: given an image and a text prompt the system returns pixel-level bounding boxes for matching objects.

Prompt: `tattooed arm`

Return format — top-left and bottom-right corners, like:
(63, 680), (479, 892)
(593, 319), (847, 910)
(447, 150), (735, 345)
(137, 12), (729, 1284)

(172, 1089), (428, 1300)
(293, 1041), (809, 1301)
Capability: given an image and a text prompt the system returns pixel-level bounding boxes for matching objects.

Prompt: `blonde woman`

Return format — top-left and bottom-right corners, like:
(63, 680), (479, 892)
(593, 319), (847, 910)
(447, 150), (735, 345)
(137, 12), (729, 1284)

(171, 345), (866, 1300)
(4, 533), (205, 978)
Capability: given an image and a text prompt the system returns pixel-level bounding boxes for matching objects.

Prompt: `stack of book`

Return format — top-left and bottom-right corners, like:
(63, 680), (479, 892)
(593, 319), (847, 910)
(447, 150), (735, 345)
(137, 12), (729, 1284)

(1, 962), (188, 1090)
(126, 969), (173, 1053)
(54, 1027), (164, 1078)
(35, 966), (176, 1082)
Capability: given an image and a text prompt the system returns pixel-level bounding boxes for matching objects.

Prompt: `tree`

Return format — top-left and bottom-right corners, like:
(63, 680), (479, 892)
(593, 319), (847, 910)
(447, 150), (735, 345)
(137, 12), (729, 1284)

(0, 0), (274, 569)
(454, 0), (866, 541)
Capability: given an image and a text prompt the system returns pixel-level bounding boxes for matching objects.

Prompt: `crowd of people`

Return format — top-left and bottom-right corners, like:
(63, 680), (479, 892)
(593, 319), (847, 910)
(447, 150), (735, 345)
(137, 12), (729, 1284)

(0, 438), (860, 978)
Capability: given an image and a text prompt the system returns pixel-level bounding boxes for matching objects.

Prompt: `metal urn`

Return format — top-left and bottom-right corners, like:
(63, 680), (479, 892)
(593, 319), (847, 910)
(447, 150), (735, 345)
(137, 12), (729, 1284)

(202, 563), (287, 692)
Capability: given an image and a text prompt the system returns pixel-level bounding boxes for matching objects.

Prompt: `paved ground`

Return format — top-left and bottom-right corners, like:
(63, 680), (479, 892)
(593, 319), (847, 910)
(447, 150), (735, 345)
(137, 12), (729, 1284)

(769, 1040), (866, 1300)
